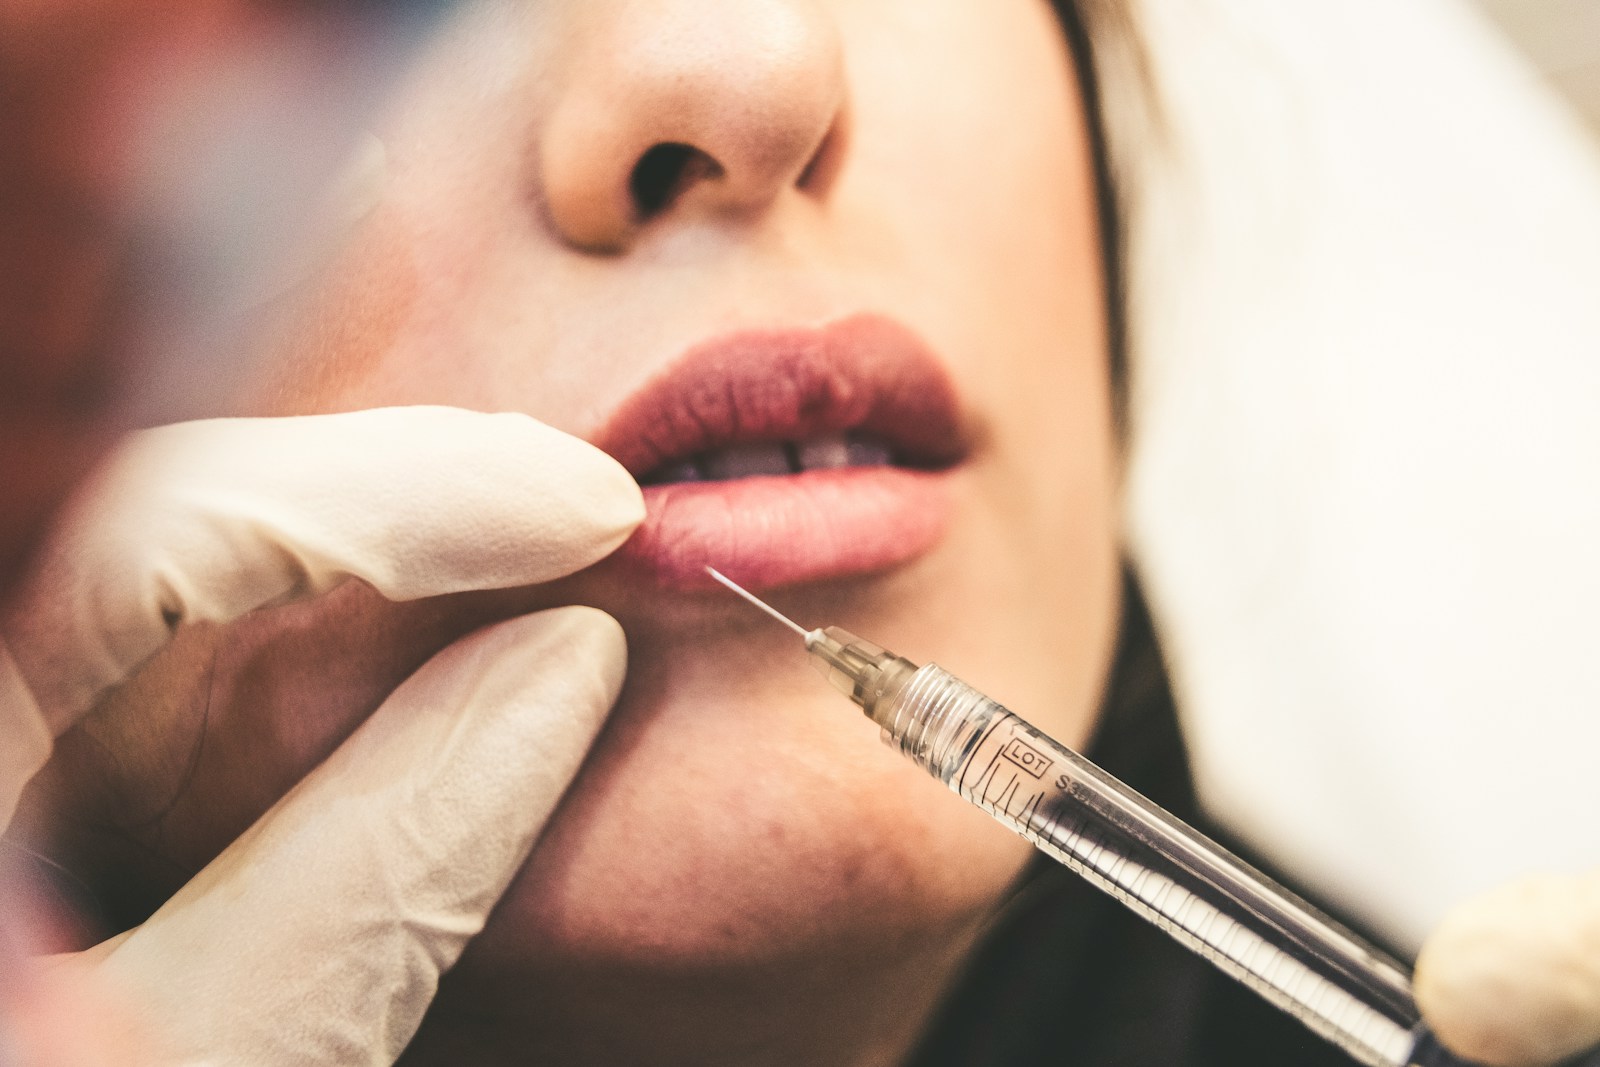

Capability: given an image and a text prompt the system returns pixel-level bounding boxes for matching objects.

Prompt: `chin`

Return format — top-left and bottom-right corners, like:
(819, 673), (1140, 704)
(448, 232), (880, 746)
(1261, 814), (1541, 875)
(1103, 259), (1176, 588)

(466, 597), (1038, 977)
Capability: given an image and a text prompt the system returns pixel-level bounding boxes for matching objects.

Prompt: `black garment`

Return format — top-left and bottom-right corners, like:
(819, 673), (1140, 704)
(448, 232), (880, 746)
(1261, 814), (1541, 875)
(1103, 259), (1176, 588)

(905, 573), (1372, 1067)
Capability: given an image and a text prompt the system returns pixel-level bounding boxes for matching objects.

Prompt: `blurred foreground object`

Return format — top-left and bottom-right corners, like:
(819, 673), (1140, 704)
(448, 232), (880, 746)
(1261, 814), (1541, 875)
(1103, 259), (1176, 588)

(0, 0), (448, 602)
(1416, 869), (1600, 1067)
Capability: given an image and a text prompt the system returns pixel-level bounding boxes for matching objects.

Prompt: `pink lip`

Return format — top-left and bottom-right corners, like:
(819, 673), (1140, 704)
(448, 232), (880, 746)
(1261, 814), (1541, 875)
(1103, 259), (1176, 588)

(596, 314), (969, 590)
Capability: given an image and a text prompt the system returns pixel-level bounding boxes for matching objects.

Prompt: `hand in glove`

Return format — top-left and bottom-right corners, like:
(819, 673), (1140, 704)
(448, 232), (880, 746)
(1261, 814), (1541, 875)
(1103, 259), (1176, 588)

(1416, 871), (1600, 1067)
(0, 406), (643, 1064)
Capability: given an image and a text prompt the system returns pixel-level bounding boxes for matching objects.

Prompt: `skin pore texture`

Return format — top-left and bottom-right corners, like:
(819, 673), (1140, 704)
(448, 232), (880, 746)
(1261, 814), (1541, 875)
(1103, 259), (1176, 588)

(22, 1), (1120, 1064)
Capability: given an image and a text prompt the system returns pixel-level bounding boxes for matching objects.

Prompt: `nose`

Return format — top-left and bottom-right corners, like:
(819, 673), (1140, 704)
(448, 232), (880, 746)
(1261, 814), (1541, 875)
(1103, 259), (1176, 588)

(538, 1), (846, 252)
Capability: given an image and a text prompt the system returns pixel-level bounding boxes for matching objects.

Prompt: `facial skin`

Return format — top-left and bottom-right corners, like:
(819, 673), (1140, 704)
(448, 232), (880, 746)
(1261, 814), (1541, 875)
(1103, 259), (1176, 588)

(26, 1), (1119, 1064)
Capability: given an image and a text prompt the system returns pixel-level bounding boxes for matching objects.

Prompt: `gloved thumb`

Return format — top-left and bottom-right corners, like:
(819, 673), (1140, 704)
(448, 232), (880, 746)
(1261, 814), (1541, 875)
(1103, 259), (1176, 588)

(1415, 869), (1600, 1067)
(49, 604), (625, 1066)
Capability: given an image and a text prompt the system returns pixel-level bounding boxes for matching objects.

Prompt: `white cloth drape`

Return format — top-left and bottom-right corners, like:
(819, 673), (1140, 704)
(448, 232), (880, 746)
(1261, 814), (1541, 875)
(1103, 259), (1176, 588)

(1106, 0), (1600, 951)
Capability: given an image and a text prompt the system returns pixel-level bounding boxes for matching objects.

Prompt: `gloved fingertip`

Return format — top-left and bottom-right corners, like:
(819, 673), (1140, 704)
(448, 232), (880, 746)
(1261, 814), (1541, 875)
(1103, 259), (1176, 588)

(244, 406), (647, 595)
(509, 603), (630, 720)
(376, 408), (643, 589)
(495, 410), (646, 552)
(561, 440), (646, 559)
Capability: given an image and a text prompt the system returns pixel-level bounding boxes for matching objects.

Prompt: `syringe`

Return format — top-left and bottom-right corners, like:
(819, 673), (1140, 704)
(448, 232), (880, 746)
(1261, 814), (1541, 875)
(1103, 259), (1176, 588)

(704, 566), (1540, 1067)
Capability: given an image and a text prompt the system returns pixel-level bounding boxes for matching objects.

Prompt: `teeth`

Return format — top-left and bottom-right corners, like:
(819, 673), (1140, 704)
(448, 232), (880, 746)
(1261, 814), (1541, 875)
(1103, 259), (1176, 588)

(655, 460), (703, 483)
(796, 436), (850, 471)
(649, 434), (898, 484)
(701, 443), (792, 481)
(845, 440), (892, 467)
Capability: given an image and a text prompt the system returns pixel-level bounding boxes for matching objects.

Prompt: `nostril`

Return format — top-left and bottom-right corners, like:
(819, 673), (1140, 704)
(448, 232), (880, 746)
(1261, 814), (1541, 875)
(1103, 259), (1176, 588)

(796, 105), (848, 195)
(629, 143), (724, 221)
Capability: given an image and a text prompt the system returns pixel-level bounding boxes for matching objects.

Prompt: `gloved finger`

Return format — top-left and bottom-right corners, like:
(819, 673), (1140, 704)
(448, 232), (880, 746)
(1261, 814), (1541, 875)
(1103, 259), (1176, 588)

(1414, 869), (1600, 1067)
(0, 406), (641, 823)
(50, 604), (626, 1067)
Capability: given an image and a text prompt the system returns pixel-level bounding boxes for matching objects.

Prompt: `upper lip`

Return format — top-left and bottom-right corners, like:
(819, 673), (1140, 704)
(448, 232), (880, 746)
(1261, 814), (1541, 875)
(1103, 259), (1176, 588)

(594, 313), (970, 480)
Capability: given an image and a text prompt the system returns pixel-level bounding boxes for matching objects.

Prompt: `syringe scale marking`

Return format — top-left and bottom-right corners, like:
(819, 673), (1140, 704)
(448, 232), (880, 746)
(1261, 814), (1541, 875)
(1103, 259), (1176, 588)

(1032, 804), (1364, 996)
(1023, 816), (1411, 1065)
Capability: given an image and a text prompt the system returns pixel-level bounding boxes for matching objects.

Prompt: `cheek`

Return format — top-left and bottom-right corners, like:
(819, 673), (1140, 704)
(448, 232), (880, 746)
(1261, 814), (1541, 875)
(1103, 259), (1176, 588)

(842, 0), (1117, 742)
(0, 416), (115, 602)
(830, 0), (1113, 562)
(835, 0), (1095, 296)
(250, 214), (427, 414)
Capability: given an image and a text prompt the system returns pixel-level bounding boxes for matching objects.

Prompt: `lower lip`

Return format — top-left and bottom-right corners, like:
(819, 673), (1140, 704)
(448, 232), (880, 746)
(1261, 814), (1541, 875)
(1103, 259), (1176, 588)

(613, 466), (954, 590)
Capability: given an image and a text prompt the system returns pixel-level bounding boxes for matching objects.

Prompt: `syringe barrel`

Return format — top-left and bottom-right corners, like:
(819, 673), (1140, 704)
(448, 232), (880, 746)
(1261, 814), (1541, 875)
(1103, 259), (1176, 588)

(869, 661), (1432, 1067)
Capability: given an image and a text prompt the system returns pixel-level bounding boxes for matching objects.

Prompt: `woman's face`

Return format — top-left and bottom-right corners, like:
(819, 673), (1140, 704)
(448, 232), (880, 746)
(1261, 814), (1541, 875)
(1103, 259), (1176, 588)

(41, 0), (1119, 1060)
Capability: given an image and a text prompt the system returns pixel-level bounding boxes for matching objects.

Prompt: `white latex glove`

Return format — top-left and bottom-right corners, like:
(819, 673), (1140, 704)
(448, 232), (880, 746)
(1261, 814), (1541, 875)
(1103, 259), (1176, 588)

(0, 406), (644, 1064)
(1415, 871), (1600, 1067)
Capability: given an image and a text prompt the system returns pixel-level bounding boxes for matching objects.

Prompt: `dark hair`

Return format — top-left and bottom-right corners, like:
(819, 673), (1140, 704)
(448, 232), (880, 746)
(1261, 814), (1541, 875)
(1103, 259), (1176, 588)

(1039, 0), (1178, 770)
(1050, 0), (1134, 438)
(1043, 0), (1196, 843)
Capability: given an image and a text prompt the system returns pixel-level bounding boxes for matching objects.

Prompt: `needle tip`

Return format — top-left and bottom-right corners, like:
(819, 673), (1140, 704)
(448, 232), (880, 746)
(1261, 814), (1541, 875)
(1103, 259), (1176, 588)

(703, 565), (810, 638)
